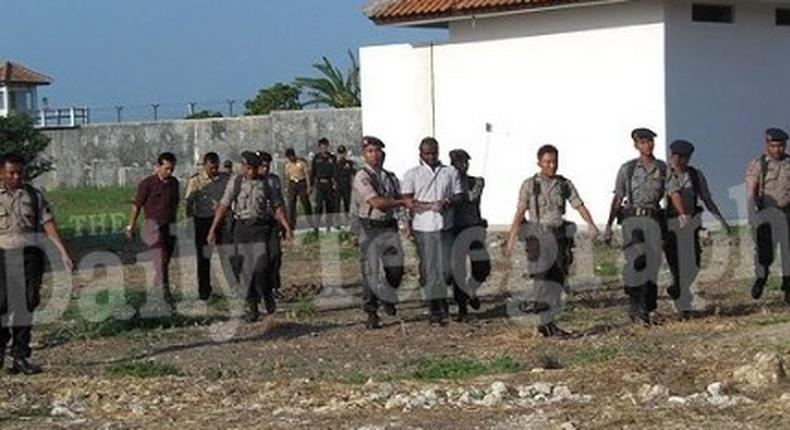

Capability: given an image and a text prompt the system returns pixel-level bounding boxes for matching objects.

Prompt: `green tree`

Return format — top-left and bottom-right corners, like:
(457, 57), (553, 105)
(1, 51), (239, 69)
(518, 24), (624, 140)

(185, 110), (223, 120)
(0, 113), (53, 180)
(295, 50), (360, 108)
(244, 82), (303, 116)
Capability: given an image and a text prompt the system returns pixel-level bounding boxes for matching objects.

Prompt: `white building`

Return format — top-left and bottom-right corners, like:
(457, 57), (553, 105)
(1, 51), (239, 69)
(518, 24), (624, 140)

(0, 61), (51, 118)
(360, 0), (790, 225)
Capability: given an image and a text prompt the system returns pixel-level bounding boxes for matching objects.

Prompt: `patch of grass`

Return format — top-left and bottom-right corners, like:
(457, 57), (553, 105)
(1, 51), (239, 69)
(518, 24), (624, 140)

(537, 353), (564, 370)
(412, 355), (522, 381)
(754, 314), (790, 327)
(107, 360), (181, 378)
(568, 345), (619, 366)
(341, 371), (370, 385)
(287, 296), (317, 322)
(766, 277), (783, 292)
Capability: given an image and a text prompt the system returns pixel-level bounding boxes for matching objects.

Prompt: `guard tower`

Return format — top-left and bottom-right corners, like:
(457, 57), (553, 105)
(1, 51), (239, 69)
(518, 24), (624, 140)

(0, 61), (51, 118)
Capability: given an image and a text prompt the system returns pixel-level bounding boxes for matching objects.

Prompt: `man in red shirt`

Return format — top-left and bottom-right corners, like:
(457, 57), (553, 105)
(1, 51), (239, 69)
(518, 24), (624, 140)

(125, 152), (180, 314)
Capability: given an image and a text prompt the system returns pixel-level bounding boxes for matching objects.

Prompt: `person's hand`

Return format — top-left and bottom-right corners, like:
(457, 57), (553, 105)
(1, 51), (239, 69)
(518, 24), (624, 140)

(602, 226), (613, 246)
(283, 228), (294, 244)
(207, 229), (217, 246)
(678, 214), (690, 230)
(60, 252), (75, 272)
(588, 224), (601, 243)
(503, 238), (515, 258)
(123, 225), (135, 240)
(400, 226), (413, 240)
(401, 198), (415, 210)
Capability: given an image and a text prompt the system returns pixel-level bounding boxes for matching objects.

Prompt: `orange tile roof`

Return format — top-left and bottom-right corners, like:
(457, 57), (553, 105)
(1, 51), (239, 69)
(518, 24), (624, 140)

(0, 61), (52, 85)
(364, 0), (614, 24)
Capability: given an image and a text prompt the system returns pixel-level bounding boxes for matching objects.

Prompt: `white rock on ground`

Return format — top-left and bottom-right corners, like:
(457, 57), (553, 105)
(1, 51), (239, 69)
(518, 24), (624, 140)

(732, 352), (786, 388)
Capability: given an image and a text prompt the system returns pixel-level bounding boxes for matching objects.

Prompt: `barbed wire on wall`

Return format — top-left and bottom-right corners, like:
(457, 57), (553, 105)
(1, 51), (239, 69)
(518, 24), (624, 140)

(72, 98), (248, 124)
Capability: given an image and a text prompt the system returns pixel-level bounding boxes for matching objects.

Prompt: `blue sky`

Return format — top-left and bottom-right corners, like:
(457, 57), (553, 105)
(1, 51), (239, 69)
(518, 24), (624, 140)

(1, 0), (444, 119)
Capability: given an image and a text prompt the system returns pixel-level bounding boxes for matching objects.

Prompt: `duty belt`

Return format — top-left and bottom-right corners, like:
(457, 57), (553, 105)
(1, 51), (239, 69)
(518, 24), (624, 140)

(359, 218), (398, 229)
(623, 207), (662, 218)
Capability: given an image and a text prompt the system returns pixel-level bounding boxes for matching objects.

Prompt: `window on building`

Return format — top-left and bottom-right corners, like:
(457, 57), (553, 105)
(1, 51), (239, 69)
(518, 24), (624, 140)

(777, 9), (790, 26)
(692, 4), (734, 23)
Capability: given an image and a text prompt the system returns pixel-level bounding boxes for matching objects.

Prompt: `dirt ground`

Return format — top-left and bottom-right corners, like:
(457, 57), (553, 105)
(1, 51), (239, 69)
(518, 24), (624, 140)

(1, 230), (790, 429)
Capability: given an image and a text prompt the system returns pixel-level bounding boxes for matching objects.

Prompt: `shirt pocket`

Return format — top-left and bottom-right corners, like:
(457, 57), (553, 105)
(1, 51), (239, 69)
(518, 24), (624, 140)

(0, 207), (9, 230)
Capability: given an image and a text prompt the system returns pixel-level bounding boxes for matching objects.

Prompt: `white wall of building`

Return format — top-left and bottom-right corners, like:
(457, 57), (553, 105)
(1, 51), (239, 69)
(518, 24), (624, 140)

(665, 0), (790, 220)
(361, 0), (667, 226)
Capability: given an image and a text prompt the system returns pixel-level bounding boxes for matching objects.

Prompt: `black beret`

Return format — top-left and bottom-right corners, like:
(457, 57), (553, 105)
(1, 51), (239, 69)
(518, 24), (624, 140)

(631, 128), (657, 140)
(241, 151), (262, 167)
(258, 151), (273, 163)
(337, 145), (347, 154)
(766, 127), (789, 142)
(449, 149), (471, 162)
(361, 136), (385, 149)
(669, 139), (695, 156)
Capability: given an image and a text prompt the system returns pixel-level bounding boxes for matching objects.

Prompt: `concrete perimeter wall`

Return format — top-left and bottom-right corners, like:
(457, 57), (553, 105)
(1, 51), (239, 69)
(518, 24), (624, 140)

(40, 108), (361, 188)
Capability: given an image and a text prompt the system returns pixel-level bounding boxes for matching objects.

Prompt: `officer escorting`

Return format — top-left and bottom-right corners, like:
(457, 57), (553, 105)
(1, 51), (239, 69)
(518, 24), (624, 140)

(604, 128), (668, 325)
(283, 148), (314, 232)
(0, 153), (74, 374)
(311, 138), (337, 232)
(207, 151), (292, 322)
(185, 152), (229, 300)
(448, 149), (489, 322)
(505, 145), (599, 337)
(335, 145), (356, 220)
(664, 140), (731, 316)
(746, 128), (790, 303)
(353, 136), (407, 329)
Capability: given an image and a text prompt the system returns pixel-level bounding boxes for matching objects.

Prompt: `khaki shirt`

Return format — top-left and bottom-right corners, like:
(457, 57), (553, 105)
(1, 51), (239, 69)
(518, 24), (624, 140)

(220, 176), (279, 221)
(0, 184), (55, 248)
(284, 158), (310, 183)
(185, 171), (230, 218)
(518, 175), (583, 228)
(745, 154), (790, 208)
(613, 158), (667, 209)
(666, 167), (713, 215)
(353, 165), (400, 221)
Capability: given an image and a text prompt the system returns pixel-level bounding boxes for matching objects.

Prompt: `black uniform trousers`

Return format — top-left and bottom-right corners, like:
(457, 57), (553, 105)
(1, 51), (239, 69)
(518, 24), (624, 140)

(0, 247), (44, 359)
(358, 219), (404, 313)
(620, 212), (666, 319)
(313, 179), (335, 229)
(267, 225), (282, 292)
(287, 179), (313, 231)
(752, 207), (790, 287)
(336, 186), (352, 215)
(523, 223), (574, 324)
(450, 224), (491, 306)
(663, 214), (702, 306)
(232, 220), (274, 305)
(193, 217), (216, 299)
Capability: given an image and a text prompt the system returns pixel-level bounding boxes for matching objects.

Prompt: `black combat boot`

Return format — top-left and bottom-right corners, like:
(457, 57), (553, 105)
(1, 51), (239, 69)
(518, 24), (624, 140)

(243, 302), (260, 323)
(455, 303), (469, 323)
(263, 293), (277, 315)
(752, 277), (767, 299)
(382, 302), (397, 317)
(783, 278), (790, 305)
(666, 284), (680, 300)
(365, 311), (381, 330)
(10, 357), (42, 375)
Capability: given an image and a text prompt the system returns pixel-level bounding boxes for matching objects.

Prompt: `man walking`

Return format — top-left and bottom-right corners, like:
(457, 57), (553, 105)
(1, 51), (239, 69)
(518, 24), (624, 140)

(125, 152), (180, 313)
(311, 138), (337, 232)
(185, 152), (229, 300)
(505, 145), (599, 337)
(746, 128), (790, 303)
(207, 151), (292, 322)
(402, 137), (463, 326)
(353, 136), (406, 329)
(0, 153), (74, 374)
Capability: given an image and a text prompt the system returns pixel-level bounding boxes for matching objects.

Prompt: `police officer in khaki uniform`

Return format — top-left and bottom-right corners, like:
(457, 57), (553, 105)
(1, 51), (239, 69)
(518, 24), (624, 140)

(207, 151), (292, 322)
(0, 153), (73, 374)
(604, 128), (668, 325)
(746, 128), (790, 303)
(505, 145), (599, 337)
(353, 136), (407, 329)
(283, 148), (314, 231)
(664, 140), (731, 316)
(185, 152), (229, 300)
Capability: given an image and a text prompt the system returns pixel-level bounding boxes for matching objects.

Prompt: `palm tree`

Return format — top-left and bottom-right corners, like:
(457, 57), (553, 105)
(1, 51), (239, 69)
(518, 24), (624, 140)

(295, 50), (360, 108)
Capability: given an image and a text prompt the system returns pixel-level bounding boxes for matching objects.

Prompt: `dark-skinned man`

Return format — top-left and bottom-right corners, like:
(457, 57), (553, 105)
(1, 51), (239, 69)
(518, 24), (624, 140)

(663, 140), (731, 318)
(207, 151), (293, 322)
(448, 149), (490, 322)
(505, 145), (599, 337)
(603, 128), (668, 326)
(746, 128), (790, 304)
(0, 153), (74, 374)
(335, 145), (356, 222)
(402, 137), (464, 326)
(185, 152), (229, 300)
(311, 138), (337, 232)
(353, 137), (407, 329)
(259, 151), (285, 306)
(283, 148), (313, 232)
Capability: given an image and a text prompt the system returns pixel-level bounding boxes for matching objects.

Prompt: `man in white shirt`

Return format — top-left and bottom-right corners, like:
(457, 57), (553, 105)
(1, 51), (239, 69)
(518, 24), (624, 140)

(402, 137), (464, 326)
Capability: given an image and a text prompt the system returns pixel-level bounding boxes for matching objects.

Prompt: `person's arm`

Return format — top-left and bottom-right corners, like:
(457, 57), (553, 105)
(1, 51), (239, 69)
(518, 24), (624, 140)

(125, 180), (147, 239)
(185, 177), (197, 218)
(206, 204), (229, 246)
(603, 166), (627, 244)
(566, 180), (599, 238)
(505, 203), (528, 257)
(43, 220), (74, 272)
(745, 159), (760, 223)
(274, 206), (293, 242)
(698, 172), (731, 232)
